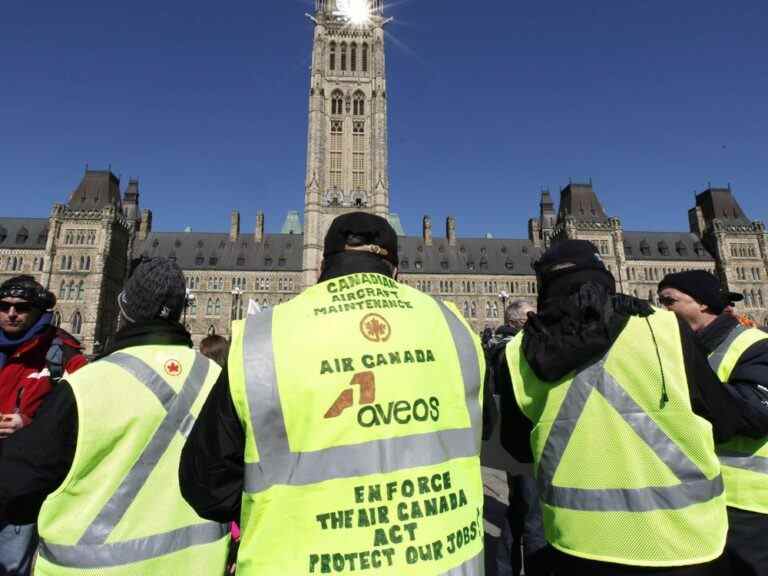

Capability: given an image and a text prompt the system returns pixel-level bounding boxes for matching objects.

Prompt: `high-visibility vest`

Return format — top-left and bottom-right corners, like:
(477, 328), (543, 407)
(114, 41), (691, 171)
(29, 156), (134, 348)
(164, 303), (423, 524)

(36, 345), (230, 576)
(228, 273), (486, 575)
(708, 324), (768, 514)
(507, 309), (727, 567)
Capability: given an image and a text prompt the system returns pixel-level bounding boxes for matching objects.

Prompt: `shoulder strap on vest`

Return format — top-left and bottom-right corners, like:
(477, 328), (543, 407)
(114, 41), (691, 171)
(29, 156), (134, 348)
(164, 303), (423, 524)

(45, 337), (65, 384)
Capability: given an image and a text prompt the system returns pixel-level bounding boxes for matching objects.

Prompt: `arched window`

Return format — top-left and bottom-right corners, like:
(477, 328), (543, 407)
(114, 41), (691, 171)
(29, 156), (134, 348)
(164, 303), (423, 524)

(758, 289), (764, 307)
(215, 298), (222, 316)
(350, 43), (357, 71)
(53, 311), (61, 327)
(79, 256), (85, 270)
(329, 41), (336, 71)
(331, 90), (344, 115)
(470, 301), (477, 318)
(67, 281), (75, 301)
(362, 43), (369, 72)
(745, 292), (753, 307)
(59, 281), (66, 299)
(71, 311), (82, 335)
(463, 301), (470, 318)
(353, 91), (365, 115)
(206, 298), (214, 316)
(340, 42), (347, 71)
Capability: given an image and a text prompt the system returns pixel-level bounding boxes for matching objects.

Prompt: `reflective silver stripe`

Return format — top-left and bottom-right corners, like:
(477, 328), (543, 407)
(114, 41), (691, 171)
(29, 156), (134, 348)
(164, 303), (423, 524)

(537, 356), (723, 512)
(434, 299), (483, 453)
(79, 352), (212, 545)
(243, 300), (482, 493)
(38, 522), (228, 569)
(718, 452), (768, 474)
(708, 324), (748, 376)
(40, 351), (228, 569)
(440, 549), (484, 575)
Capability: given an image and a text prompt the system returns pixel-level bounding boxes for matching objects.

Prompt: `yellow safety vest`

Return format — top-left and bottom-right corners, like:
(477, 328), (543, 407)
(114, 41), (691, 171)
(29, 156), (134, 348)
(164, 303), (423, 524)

(708, 324), (768, 514)
(229, 273), (486, 575)
(36, 345), (230, 576)
(507, 309), (726, 567)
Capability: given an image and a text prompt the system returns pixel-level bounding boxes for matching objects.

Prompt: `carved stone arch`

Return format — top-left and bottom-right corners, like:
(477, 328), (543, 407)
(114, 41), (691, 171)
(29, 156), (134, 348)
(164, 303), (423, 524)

(350, 190), (368, 208)
(324, 188), (344, 207)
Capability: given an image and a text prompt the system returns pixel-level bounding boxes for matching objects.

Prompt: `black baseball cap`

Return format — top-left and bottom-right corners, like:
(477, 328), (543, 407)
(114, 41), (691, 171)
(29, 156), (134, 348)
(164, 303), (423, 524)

(323, 212), (399, 268)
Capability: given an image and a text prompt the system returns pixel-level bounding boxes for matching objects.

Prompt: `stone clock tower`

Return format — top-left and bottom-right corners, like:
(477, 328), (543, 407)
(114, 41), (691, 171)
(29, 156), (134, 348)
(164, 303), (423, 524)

(302, 0), (391, 286)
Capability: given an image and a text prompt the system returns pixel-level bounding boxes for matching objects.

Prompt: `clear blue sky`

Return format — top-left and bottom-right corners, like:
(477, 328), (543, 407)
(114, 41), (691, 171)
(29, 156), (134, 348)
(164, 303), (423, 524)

(1, 0), (766, 238)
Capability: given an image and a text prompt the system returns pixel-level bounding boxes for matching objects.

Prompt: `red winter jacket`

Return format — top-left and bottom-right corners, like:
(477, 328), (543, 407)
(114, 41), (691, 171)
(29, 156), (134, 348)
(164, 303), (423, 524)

(0, 327), (87, 426)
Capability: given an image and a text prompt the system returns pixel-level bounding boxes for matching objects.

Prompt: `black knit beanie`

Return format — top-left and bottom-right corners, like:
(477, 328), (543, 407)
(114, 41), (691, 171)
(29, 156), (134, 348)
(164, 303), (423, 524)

(118, 257), (186, 323)
(534, 240), (615, 301)
(658, 270), (729, 314)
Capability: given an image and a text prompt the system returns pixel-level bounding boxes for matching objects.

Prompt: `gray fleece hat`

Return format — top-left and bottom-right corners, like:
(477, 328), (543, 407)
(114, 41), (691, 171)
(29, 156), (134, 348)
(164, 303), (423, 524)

(118, 257), (186, 323)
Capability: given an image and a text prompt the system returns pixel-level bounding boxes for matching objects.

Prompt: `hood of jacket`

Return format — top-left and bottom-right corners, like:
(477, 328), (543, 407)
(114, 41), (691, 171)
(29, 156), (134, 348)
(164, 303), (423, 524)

(522, 282), (654, 382)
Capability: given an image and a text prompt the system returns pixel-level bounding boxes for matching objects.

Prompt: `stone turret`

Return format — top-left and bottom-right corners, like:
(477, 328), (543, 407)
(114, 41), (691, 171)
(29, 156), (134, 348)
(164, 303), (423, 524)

(230, 210), (241, 241)
(255, 211), (265, 243)
(446, 216), (456, 247)
(422, 216), (432, 246)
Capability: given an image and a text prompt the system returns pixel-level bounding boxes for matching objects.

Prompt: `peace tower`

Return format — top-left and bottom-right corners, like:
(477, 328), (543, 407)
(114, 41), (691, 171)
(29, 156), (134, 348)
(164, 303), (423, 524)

(302, 0), (391, 285)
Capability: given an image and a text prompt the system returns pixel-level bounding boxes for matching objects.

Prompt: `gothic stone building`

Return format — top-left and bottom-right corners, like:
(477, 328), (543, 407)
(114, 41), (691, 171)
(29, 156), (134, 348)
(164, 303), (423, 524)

(1, 0), (766, 352)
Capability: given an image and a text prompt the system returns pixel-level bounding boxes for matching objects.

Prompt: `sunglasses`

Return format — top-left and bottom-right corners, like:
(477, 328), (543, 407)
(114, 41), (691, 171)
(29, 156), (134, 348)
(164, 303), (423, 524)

(658, 295), (678, 307)
(0, 301), (35, 314)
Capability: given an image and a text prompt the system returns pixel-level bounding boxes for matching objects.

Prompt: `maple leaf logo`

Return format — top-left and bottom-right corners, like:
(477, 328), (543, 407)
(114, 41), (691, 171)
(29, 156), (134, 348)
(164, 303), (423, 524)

(164, 360), (182, 376)
(360, 314), (391, 343)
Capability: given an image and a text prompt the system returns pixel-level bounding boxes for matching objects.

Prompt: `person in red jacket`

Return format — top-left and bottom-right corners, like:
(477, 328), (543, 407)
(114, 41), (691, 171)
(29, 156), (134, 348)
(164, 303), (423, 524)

(0, 275), (87, 575)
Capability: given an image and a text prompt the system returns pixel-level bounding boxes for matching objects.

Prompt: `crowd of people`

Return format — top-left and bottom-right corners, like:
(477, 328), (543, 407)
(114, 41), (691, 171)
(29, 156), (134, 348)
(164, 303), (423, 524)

(0, 212), (766, 575)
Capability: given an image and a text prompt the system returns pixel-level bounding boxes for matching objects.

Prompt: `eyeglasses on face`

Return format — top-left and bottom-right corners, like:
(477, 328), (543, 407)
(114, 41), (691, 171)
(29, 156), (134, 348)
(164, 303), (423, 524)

(658, 295), (678, 307)
(0, 301), (34, 314)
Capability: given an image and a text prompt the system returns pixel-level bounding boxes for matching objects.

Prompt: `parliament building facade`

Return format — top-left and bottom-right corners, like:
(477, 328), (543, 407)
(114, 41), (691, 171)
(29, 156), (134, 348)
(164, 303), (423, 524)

(1, 0), (766, 353)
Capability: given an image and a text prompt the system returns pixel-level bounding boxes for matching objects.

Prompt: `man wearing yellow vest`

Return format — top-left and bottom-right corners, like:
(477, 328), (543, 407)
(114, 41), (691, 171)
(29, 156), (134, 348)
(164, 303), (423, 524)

(659, 270), (768, 576)
(498, 240), (764, 576)
(0, 257), (230, 575)
(180, 212), (487, 575)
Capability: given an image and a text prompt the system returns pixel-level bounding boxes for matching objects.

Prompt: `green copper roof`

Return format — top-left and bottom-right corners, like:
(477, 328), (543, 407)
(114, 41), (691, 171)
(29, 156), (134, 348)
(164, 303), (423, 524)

(281, 211), (303, 234)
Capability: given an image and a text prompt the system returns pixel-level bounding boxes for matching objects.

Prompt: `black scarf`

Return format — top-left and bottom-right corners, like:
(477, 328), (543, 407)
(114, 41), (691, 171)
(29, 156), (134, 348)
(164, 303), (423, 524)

(523, 282), (653, 382)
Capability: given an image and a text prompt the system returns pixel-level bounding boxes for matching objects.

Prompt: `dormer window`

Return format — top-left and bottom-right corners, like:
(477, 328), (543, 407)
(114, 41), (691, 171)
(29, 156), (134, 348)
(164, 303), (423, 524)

(16, 227), (28, 244)
(195, 252), (204, 266)
(658, 241), (669, 256)
(400, 258), (409, 269)
(0, 227), (6, 244)
(237, 254), (246, 266)
(640, 240), (651, 256)
(675, 241), (687, 256)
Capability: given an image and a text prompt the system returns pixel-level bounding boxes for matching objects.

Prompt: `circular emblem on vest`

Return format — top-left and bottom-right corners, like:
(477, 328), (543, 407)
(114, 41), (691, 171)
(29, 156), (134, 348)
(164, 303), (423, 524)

(164, 359), (183, 377)
(360, 313), (391, 343)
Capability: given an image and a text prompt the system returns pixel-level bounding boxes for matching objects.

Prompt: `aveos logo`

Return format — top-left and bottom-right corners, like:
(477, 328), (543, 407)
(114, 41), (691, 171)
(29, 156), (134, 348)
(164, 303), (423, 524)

(324, 371), (440, 427)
